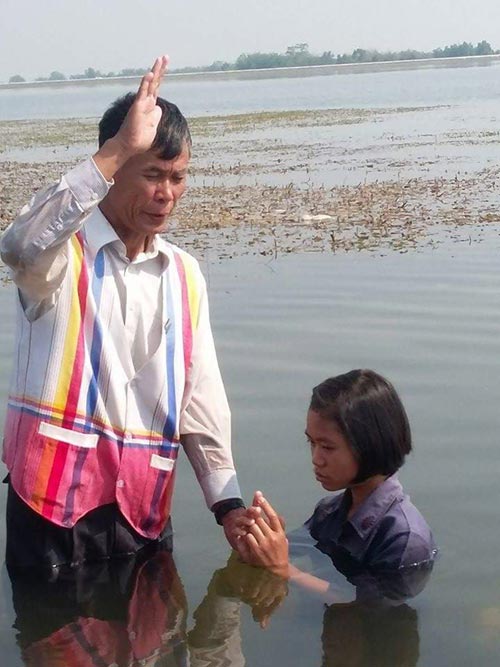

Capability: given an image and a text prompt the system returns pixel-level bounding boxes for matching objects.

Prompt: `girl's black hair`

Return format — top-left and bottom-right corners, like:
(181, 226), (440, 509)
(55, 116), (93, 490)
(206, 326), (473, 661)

(310, 369), (412, 482)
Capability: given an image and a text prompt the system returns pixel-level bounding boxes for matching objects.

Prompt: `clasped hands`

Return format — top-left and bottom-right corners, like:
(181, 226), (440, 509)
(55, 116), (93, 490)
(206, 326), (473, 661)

(230, 491), (290, 580)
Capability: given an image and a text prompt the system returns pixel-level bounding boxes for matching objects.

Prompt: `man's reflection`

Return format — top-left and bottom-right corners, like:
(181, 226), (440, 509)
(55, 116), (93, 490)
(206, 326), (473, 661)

(9, 544), (188, 667)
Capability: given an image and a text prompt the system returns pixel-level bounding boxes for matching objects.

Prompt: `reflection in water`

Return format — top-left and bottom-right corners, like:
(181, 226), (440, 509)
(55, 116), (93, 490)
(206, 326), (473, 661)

(7, 532), (433, 667)
(290, 527), (432, 667)
(315, 540), (435, 604)
(289, 524), (435, 604)
(322, 603), (419, 667)
(477, 606), (500, 656)
(189, 538), (433, 667)
(9, 547), (188, 667)
(189, 554), (286, 666)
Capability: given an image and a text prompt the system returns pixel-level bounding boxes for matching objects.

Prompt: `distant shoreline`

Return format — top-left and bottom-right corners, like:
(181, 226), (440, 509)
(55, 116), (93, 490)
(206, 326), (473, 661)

(2, 53), (500, 90)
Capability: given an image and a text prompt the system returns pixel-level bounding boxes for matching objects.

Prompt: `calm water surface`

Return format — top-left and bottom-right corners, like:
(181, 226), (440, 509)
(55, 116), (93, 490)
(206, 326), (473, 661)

(0, 61), (499, 665)
(0, 230), (499, 665)
(3, 65), (500, 192)
(2, 61), (500, 120)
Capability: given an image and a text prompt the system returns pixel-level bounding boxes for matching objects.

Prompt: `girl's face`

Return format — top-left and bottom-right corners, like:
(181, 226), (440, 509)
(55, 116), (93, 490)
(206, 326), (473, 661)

(306, 409), (359, 492)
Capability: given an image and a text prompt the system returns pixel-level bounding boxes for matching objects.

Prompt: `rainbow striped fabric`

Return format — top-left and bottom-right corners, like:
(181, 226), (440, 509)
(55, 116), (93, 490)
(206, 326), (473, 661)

(3, 231), (203, 538)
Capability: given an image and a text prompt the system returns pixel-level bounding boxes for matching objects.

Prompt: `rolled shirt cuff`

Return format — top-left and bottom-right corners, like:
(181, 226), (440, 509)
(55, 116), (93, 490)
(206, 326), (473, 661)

(198, 468), (242, 510)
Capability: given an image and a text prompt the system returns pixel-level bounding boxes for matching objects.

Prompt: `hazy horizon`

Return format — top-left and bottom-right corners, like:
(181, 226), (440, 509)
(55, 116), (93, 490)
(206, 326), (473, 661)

(1, 0), (500, 82)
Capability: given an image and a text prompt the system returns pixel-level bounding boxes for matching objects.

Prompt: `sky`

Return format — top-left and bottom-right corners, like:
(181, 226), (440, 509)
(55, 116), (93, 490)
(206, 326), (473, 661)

(1, 0), (500, 82)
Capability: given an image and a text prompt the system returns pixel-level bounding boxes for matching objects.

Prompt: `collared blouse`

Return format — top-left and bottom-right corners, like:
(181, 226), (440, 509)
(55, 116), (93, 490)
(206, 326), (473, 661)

(305, 474), (437, 570)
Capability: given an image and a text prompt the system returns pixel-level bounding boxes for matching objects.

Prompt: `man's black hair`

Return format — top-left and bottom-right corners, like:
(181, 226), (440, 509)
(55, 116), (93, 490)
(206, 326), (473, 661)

(98, 92), (191, 160)
(310, 369), (412, 483)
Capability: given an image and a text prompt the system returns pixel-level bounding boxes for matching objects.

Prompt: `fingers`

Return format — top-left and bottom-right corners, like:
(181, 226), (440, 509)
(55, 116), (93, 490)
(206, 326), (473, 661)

(252, 490), (261, 507)
(147, 57), (161, 96)
(234, 536), (253, 562)
(245, 506), (262, 521)
(253, 491), (284, 532)
(148, 54), (169, 97)
(136, 55), (169, 101)
(233, 494), (285, 556)
(246, 532), (262, 554)
(248, 515), (273, 542)
(137, 71), (154, 100)
(230, 514), (256, 538)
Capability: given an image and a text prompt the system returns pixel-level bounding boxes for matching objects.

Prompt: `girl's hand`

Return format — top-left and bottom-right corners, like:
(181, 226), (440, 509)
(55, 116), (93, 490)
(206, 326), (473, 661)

(243, 491), (289, 578)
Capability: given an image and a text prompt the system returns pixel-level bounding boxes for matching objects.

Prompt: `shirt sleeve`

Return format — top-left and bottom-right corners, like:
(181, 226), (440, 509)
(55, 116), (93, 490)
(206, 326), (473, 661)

(0, 158), (111, 318)
(179, 271), (241, 509)
(369, 528), (436, 570)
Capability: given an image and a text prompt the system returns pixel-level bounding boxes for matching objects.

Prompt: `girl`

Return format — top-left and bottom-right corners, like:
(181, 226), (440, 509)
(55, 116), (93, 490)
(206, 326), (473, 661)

(235, 369), (436, 580)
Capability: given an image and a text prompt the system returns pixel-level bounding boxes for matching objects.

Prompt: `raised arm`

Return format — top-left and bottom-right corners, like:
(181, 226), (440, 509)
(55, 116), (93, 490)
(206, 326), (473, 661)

(0, 55), (169, 314)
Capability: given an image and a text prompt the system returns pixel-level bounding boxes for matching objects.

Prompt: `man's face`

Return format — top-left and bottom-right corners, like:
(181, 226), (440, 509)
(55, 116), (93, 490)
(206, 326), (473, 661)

(102, 145), (190, 243)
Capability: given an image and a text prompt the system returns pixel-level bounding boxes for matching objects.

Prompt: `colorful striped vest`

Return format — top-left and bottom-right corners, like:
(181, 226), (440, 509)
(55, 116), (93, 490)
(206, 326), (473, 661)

(3, 232), (202, 539)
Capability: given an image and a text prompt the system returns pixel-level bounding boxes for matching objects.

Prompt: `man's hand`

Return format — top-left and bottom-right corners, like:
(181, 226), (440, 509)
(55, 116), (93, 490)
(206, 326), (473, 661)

(114, 55), (169, 156)
(93, 55), (169, 180)
(221, 507), (252, 551)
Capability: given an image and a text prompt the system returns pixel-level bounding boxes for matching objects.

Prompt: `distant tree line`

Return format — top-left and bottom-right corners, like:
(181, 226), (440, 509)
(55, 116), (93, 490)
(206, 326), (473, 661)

(174, 40), (497, 73)
(7, 40), (498, 83)
(8, 66), (149, 83)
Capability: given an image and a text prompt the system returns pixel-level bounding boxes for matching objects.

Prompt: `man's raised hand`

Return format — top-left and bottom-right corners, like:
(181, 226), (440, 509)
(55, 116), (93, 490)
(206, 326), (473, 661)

(115, 55), (169, 155)
(94, 55), (169, 180)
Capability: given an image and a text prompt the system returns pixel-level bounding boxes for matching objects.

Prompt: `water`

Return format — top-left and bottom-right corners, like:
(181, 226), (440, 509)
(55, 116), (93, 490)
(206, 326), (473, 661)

(0, 230), (499, 664)
(2, 60), (500, 120)
(1, 63), (500, 664)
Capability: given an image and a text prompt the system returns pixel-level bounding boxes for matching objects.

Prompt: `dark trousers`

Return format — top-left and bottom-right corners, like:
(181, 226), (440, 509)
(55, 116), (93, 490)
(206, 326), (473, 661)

(5, 480), (173, 570)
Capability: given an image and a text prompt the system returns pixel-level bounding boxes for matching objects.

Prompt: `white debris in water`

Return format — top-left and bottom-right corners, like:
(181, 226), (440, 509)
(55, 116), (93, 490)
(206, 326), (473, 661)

(302, 214), (334, 222)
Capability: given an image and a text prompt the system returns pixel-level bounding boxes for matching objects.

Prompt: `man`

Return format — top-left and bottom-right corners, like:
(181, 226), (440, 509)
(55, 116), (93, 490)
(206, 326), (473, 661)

(0, 56), (245, 568)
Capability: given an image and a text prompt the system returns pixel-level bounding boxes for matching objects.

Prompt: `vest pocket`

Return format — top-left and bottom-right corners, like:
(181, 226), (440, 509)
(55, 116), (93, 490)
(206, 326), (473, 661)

(150, 453), (175, 471)
(38, 422), (99, 448)
(30, 422), (101, 525)
(123, 446), (179, 538)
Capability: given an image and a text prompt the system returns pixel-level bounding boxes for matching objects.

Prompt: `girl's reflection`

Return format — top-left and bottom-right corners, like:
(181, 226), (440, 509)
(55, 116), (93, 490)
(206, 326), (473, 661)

(322, 603), (419, 667)
(190, 543), (431, 667)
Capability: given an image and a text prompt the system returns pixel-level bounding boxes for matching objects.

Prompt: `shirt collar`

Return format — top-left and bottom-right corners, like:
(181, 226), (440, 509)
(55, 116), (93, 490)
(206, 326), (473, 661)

(347, 473), (404, 540)
(83, 207), (172, 267)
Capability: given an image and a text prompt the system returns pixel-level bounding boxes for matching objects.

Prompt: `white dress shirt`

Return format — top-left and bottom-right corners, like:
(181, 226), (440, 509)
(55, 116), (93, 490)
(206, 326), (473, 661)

(0, 158), (241, 509)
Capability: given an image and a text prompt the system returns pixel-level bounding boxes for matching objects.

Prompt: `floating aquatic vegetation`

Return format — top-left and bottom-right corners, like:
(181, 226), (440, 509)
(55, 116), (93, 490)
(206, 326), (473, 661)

(1, 109), (499, 261)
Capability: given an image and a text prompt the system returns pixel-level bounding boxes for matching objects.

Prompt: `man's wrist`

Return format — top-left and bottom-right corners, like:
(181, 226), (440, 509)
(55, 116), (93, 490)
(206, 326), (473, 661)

(212, 498), (245, 525)
(93, 137), (136, 181)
